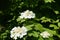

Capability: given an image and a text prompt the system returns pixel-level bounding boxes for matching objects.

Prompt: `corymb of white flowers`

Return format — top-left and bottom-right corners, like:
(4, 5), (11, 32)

(40, 31), (50, 38)
(20, 10), (35, 19)
(10, 26), (27, 40)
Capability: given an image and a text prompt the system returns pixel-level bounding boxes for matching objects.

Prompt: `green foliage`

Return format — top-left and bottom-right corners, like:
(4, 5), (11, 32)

(49, 24), (59, 29)
(34, 23), (44, 32)
(44, 0), (55, 3)
(58, 22), (60, 27)
(0, 0), (60, 40)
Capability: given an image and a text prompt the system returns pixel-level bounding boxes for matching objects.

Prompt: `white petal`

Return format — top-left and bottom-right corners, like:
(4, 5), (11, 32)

(22, 32), (27, 35)
(19, 34), (23, 38)
(10, 34), (15, 38)
(14, 36), (17, 40)
(22, 26), (27, 32)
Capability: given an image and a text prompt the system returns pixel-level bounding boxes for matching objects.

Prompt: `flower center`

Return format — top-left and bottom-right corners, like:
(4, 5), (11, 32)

(14, 28), (23, 33)
(25, 13), (30, 16)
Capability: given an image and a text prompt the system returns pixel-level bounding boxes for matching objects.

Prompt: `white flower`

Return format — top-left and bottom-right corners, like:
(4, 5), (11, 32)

(40, 31), (50, 38)
(10, 26), (27, 40)
(20, 10), (35, 19)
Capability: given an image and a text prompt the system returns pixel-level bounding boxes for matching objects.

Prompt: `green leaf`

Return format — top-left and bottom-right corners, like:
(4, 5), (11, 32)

(56, 34), (60, 38)
(40, 17), (51, 23)
(51, 19), (59, 23)
(5, 30), (9, 33)
(49, 24), (59, 29)
(26, 24), (34, 31)
(28, 31), (39, 37)
(34, 23), (44, 32)
(58, 22), (60, 27)
(3, 36), (7, 39)
(32, 31), (39, 37)
(44, 0), (55, 3)
(38, 36), (44, 40)
(44, 28), (56, 36)
(40, 16), (46, 20)
(54, 11), (59, 14)
(1, 33), (7, 36)
(48, 37), (54, 40)
(16, 17), (21, 22)
(16, 17), (26, 23)
(28, 33), (33, 37)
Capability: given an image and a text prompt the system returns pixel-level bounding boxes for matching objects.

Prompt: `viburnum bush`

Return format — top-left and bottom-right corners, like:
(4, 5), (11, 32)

(0, 0), (60, 40)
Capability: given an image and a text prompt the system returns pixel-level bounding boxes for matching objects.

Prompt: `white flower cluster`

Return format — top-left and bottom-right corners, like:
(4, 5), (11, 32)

(20, 10), (35, 19)
(10, 26), (27, 40)
(10, 10), (51, 40)
(40, 31), (50, 38)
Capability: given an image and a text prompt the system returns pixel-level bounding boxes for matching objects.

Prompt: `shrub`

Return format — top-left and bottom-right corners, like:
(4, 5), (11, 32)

(0, 0), (60, 40)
